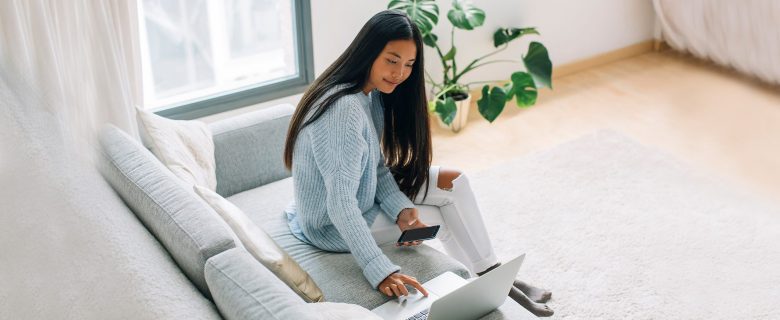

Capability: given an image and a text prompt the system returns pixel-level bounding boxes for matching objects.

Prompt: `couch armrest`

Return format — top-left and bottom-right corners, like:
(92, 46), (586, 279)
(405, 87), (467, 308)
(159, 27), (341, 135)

(205, 248), (312, 320)
(210, 104), (295, 197)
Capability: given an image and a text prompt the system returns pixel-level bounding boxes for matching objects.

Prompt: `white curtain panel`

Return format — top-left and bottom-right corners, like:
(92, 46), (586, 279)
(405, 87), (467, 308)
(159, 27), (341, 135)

(653, 0), (780, 85)
(0, 2), (229, 318)
(0, 0), (143, 159)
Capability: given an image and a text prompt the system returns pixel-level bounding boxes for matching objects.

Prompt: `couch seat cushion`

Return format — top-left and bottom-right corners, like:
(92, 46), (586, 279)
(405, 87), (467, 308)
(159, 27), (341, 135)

(227, 178), (470, 309)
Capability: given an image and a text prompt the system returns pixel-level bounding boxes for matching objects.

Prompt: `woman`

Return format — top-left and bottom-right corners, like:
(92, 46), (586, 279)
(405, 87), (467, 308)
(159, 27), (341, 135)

(283, 10), (553, 317)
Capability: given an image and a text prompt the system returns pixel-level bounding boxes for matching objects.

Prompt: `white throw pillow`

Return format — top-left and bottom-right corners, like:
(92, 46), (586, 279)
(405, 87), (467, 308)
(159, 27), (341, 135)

(136, 107), (217, 190)
(193, 185), (325, 302)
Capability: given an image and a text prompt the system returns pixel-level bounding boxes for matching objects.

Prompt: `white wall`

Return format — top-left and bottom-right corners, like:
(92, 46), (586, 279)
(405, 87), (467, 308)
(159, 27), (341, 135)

(201, 0), (656, 122)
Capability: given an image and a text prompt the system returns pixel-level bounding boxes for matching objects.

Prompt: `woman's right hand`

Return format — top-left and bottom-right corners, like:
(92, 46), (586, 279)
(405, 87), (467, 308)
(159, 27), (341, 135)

(396, 208), (428, 247)
(378, 272), (429, 298)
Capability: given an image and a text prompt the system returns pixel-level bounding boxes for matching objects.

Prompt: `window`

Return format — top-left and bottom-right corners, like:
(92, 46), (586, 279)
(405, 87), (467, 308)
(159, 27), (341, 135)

(138, 0), (313, 119)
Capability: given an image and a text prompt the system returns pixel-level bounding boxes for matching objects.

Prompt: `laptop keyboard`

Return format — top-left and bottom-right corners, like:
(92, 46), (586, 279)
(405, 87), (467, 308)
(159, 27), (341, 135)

(405, 309), (429, 320)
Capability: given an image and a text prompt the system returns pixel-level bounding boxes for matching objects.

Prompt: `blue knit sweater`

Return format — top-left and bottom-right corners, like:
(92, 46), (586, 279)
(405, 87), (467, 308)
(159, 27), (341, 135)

(285, 85), (416, 288)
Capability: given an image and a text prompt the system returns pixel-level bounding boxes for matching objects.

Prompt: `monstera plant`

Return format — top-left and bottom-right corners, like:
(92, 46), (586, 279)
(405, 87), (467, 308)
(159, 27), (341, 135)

(388, 0), (553, 132)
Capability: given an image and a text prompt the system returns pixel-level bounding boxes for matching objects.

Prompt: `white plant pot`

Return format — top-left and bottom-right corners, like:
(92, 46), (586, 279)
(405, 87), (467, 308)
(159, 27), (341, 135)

(436, 94), (471, 133)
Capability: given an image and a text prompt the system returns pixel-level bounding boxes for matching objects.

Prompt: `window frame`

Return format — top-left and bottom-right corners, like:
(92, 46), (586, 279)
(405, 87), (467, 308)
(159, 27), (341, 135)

(150, 0), (313, 120)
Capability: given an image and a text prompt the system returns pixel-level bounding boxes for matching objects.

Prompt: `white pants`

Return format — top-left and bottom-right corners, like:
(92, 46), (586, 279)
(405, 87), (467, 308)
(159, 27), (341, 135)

(370, 166), (499, 275)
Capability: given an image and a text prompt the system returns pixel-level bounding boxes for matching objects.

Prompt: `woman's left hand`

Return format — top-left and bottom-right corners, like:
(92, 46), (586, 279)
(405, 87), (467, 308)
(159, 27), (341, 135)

(396, 208), (427, 247)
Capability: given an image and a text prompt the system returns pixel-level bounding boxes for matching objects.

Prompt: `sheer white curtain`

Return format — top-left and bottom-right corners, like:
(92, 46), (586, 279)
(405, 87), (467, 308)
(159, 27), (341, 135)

(0, 2), (207, 318)
(1, 0), (143, 157)
(653, 0), (780, 85)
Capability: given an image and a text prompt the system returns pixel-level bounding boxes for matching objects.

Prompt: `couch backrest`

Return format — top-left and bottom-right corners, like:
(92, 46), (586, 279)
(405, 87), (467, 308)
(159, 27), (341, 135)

(210, 104), (295, 198)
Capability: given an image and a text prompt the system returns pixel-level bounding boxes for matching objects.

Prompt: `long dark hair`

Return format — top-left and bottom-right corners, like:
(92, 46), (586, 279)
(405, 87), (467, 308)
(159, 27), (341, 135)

(283, 10), (431, 202)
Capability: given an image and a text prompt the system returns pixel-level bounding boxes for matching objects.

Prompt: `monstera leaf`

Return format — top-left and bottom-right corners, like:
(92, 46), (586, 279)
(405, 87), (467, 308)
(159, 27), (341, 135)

(509, 71), (538, 107)
(422, 32), (439, 47)
(522, 42), (553, 89)
(388, 0), (440, 35)
(447, 0), (484, 30)
(476, 85), (507, 123)
(435, 97), (457, 125)
(476, 71), (538, 122)
(493, 27), (539, 47)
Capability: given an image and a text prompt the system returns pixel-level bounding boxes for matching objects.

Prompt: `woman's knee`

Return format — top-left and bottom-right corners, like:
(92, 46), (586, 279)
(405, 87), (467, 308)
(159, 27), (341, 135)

(437, 168), (463, 191)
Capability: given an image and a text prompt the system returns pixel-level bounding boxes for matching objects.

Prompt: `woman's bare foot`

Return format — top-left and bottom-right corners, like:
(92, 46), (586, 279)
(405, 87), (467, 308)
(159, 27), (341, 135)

(509, 287), (554, 317)
(514, 279), (552, 303)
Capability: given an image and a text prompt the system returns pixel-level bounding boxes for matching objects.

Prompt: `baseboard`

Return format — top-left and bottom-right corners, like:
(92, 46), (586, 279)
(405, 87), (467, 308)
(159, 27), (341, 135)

(653, 39), (671, 51)
(552, 40), (656, 79)
(466, 40), (658, 98)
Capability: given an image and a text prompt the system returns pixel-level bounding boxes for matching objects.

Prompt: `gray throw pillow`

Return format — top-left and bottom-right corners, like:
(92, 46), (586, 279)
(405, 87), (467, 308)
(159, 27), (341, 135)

(98, 125), (236, 298)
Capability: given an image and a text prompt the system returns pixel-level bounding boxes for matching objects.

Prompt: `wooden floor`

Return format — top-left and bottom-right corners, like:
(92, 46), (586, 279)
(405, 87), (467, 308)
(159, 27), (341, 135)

(431, 50), (780, 202)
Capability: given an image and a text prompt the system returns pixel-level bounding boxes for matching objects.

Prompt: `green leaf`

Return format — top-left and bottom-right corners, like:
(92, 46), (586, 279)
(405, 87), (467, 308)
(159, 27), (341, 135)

(447, 0), (485, 30)
(435, 97), (458, 125)
(510, 71), (538, 107)
(476, 85), (507, 123)
(388, 0), (440, 35)
(522, 42), (553, 89)
(442, 46), (457, 61)
(422, 33), (438, 48)
(502, 82), (515, 102)
(427, 100), (436, 112)
(493, 27), (539, 47)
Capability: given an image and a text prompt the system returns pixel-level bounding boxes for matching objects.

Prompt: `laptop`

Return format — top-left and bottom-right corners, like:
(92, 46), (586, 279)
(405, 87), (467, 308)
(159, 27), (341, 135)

(371, 254), (525, 320)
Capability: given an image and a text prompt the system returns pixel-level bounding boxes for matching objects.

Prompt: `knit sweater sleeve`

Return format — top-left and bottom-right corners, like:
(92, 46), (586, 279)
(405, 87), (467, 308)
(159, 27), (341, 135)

(308, 98), (401, 288)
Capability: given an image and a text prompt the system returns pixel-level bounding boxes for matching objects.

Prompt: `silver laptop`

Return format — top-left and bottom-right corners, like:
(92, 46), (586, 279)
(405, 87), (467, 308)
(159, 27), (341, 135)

(372, 254), (525, 320)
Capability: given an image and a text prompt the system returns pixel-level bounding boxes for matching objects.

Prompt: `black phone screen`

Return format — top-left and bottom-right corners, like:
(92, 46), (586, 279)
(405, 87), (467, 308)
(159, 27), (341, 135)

(397, 225), (441, 243)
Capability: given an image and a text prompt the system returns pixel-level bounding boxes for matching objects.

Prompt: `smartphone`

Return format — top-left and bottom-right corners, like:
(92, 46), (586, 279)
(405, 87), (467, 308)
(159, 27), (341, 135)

(397, 225), (441, 244)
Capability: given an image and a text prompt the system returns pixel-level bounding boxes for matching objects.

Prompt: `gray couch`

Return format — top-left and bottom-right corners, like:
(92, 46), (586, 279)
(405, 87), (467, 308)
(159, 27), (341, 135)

(98, 104), (532, 319)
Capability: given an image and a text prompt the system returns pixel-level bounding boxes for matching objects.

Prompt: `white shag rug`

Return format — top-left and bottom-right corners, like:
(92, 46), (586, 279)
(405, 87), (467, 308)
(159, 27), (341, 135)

(438, 130), (780, 319)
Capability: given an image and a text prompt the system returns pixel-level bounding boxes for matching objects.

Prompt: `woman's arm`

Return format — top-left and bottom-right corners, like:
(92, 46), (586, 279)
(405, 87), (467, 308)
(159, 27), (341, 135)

(308, 98), (400, 289)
